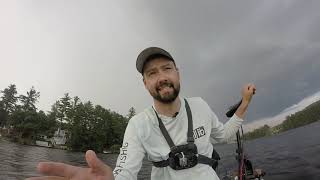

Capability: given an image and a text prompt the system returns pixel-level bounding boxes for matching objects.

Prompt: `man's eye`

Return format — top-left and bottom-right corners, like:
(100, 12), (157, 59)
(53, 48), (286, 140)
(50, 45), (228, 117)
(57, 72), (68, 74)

(148, 72), (155, 76)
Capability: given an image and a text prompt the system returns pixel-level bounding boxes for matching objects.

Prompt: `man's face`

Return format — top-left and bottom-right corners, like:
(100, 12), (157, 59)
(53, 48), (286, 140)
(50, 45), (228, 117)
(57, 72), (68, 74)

(143, 57), (180, 104)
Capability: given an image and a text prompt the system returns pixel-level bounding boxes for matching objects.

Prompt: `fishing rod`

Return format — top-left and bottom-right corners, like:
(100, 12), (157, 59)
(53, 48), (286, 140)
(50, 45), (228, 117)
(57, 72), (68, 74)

(226, 99), (247, 180)
(226, 98), (265, 180)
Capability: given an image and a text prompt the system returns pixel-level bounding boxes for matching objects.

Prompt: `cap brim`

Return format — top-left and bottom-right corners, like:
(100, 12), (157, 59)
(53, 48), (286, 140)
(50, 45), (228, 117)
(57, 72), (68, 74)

(136, 47), (173, 74)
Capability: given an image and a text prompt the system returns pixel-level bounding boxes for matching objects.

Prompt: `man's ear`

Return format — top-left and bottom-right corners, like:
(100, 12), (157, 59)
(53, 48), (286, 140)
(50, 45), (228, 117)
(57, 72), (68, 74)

(176, 67), (180, 79)
(143, 77), (146, 86)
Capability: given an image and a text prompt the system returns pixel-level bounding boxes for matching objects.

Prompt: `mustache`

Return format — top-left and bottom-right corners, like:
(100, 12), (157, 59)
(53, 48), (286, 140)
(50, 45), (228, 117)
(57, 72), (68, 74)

(156, 82), (174, 91)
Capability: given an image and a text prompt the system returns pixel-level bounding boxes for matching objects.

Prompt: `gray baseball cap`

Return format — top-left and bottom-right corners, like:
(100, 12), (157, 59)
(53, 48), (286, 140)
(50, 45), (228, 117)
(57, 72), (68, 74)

(136, 47), (174, 74)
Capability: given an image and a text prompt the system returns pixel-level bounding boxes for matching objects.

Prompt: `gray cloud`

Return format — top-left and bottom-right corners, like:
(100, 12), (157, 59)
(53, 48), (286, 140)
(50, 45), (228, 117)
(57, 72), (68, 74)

(0, 0), (319, 123)
(136, 0), (320, 121)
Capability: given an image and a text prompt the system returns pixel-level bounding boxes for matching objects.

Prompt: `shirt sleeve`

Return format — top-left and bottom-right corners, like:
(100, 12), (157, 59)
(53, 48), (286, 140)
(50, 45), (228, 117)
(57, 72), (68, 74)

(113, 119), (146, 180)
(211, 113), (244, 143)
(205, 101), (243, 143)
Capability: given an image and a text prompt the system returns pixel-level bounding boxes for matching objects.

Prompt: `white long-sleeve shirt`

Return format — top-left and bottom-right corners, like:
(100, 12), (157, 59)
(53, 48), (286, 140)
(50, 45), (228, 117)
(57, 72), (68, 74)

(113, 97), (243, 180)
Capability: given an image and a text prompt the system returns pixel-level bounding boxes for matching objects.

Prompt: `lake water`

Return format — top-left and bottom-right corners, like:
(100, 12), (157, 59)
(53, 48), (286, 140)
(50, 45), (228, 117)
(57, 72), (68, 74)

(1, 121), (320, 180)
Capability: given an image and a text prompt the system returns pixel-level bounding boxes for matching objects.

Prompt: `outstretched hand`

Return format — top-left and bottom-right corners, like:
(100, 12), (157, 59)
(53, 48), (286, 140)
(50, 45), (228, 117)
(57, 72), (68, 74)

(241, 83), (256, 103)
(234, 83), (256, 119)
(26, 150), (114, 180)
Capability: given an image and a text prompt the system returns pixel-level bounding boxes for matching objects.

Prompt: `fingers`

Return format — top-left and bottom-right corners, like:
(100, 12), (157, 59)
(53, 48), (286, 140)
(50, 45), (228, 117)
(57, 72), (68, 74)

(37, 162), (78, 178)
(85, 150), (113, 176)
(241, 83), (256, 102)
(26, 176), (66, 180)
(245, 83), (256, 94)
(249, 84), (256, 94)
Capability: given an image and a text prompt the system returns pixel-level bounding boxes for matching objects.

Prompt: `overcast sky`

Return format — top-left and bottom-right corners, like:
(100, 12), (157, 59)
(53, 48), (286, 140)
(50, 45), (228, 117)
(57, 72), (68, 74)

(1, 0), (319, 128)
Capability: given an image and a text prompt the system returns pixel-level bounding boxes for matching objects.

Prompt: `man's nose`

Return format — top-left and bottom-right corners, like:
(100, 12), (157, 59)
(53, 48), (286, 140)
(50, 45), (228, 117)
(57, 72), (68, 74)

(157, 72), (169, 84)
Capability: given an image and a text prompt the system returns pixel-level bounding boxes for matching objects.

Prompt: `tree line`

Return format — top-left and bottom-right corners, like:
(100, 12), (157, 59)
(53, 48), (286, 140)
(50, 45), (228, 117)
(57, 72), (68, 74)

(244, 99), (320, 140)
(0, 84), (136, 153)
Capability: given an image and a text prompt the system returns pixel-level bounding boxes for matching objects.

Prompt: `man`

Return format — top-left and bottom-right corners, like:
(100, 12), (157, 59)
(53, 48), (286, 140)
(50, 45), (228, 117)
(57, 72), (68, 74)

(27, 47), (256, 180)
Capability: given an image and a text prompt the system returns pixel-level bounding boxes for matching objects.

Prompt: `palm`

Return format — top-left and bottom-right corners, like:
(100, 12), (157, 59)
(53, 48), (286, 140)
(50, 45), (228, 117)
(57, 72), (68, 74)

(65, 166), (113, 180)
(26, 150), (114, 180)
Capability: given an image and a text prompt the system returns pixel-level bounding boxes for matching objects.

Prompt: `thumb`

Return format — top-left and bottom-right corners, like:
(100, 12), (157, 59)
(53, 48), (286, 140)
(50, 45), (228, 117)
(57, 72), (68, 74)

(85, 150), (113, 175)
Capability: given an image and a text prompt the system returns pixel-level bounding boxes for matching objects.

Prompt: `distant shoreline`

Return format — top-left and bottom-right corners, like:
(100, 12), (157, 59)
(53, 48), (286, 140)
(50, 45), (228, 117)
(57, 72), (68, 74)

(244, 119), (320, 140)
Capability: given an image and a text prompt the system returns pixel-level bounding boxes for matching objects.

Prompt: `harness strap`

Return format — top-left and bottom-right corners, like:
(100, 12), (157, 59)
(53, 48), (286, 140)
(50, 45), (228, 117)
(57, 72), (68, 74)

(184, 99), (194, 143)
(152, 99), (195, 151)
(153, 154), (218, 167)
(152, 99), (220, 170)
(152, 159), (170, 167)
(153, 106), (176, 150)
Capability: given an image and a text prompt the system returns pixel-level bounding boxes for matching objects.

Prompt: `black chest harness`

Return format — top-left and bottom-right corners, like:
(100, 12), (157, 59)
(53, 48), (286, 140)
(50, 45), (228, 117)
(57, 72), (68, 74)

(152, 99), (220, 170)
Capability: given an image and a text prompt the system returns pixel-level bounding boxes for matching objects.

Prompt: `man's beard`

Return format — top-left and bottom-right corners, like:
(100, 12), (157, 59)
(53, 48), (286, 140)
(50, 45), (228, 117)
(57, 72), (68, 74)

(150, 81), (180, 104)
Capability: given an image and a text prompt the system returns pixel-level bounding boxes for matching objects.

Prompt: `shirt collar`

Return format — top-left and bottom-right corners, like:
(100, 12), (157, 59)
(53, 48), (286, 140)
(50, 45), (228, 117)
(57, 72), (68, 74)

(152, 96), (184, 120)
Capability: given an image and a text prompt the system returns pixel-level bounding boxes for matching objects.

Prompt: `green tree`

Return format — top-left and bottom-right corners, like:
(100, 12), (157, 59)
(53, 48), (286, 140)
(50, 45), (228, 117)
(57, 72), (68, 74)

(67, 96), (81, 125)
(19, 86), (40, 111)
(110, 111), (128, 145)
(93, 105), (112, 150)
(43, 105), (59, 137)
(127, 107), (136, 120)
(280, 100), (320, 132)
(0, 84), (18, 126)
(65, 99), (128, 152)
(1, 85), (135, 152)
(10, 109), (50, 141)
(67, 101), (95, 151)
(56, 93), (72, 126)
(244, 125), (271, 140)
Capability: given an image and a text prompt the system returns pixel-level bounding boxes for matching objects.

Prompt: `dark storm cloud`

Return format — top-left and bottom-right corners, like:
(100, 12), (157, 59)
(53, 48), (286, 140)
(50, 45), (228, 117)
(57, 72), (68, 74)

(135, 0), (320, 122)
(1, 0), (319, 125)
